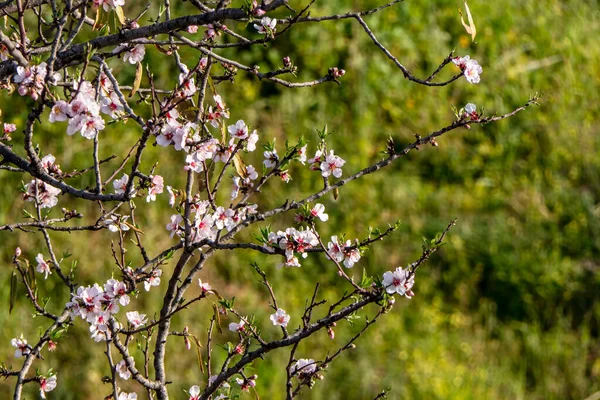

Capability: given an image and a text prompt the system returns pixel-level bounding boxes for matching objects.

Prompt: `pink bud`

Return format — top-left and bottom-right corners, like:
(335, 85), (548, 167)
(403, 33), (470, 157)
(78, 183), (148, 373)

(47, 340), (57, 352)
(15, 247), (22, 257)
(327, 327), (335, 339)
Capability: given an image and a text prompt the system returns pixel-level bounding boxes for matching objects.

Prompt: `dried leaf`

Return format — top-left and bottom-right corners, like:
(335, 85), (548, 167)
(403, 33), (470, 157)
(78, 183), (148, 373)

(459, 1), (477, 42)
(93, 7), (109, 31)
(129, 62), (143, 98)
(213, 303), (223, 334)
(191, 334), (204, 374)
(114, 5), (126, 26)
(233, 153), (247, 178)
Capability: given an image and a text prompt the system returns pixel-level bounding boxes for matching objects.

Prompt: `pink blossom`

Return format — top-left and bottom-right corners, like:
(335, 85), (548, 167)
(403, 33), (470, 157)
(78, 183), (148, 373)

(291, 359), (316, 376)
(254, 17), (277, 35)
(464, 59), (483, 83)
(24, 179), (61, 208)
(166, 214), (183, 238)
(263, 150), (279, 168)
(198, 279), (212, 293)
(118, 392), (137, 400)
(123, 44), (145, 64)
(126, 311), (148, 328)
(228, 320), (246, 332)
(320, 150), (345, 178)
(310, 203), (329, 222)
(269, 308), (290, 327)
(382, 266), (415, 298)
(39, 374), (57, 399)
(3, 123), (16, 133)
(188, 385), (200, 400)
(113, 174), (130, 195)
(228, 119), (249, 140)
(117, 359), (132, 380)
(144, 269), (162, 291)
(11, 335), (29, 358)
(146, 175), (164, 202)
(35, 253), (52, 279)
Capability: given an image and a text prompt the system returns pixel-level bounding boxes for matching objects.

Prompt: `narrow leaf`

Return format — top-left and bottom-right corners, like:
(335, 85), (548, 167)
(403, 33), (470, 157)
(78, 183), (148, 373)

(10, 269), (18, 314)
(129, 62), (143, 98)
(114, 5), (126, 26)
(459, 1), (477, 42)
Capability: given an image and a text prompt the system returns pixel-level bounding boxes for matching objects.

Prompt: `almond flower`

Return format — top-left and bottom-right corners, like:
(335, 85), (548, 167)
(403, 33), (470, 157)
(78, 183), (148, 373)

(188, 385), (200, 400)
(320, 150), (345, 178)
(463, 103), (479, 120)
(382, 266), (415, 298)
(35, 253), (52, 279)
(126, 311), (148, 328)
(146, 175), (164, 202)
(291, 359), (316, 376)
(39, 374), (57, 399)
(11, 335), (30, 358)
(4, 122), (17, 133)
(228, 320), (246, 333)
(198, 279), (212, 293)
(123, 44), (145, 64)
(228, 119), (249, 140)
(254, 17), (277, 35)
(113, 174), (130, 194)
(24, 179), (61, 208)
(263, 149), (279, 168)
(269, 308), (290, 327)
(116, 359), (132, 380)
(464, 59), (483, 83)
(144, 269), (162, 291)
(310, 203), (329, 222)
(118, 392), (137, 400)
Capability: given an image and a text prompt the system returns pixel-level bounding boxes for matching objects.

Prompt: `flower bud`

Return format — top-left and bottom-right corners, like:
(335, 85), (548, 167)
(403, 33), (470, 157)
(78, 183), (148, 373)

(283, 56), (292, 67)
(47, 340), (57, 352)
(15, 247), (22, 257)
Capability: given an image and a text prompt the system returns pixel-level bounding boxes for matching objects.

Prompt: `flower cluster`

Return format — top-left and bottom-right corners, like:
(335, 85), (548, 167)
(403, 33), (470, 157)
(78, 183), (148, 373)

(266, 228), (320, 267)
(382, 266), (415, 298)
(14, 62), (59, 100)
(452, 55), (483, 84)
(48, 78), (121, 139)
(166, 202), (258, 243)
(154, 97), (258, 176)
(327, 236), (361, 268)
(66, 279), (132, 341)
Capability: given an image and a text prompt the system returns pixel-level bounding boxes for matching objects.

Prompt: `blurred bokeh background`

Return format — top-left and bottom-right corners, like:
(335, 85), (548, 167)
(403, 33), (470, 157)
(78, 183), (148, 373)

(1, 0), (599, 398)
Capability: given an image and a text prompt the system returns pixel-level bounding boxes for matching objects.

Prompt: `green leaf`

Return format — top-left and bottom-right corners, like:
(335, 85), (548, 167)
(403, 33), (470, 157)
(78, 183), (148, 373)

(10, 269), (18, 314)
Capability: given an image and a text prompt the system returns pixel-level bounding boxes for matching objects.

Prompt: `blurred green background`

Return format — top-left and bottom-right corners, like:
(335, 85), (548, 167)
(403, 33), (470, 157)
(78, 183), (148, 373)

(1, 0), (600, 398)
